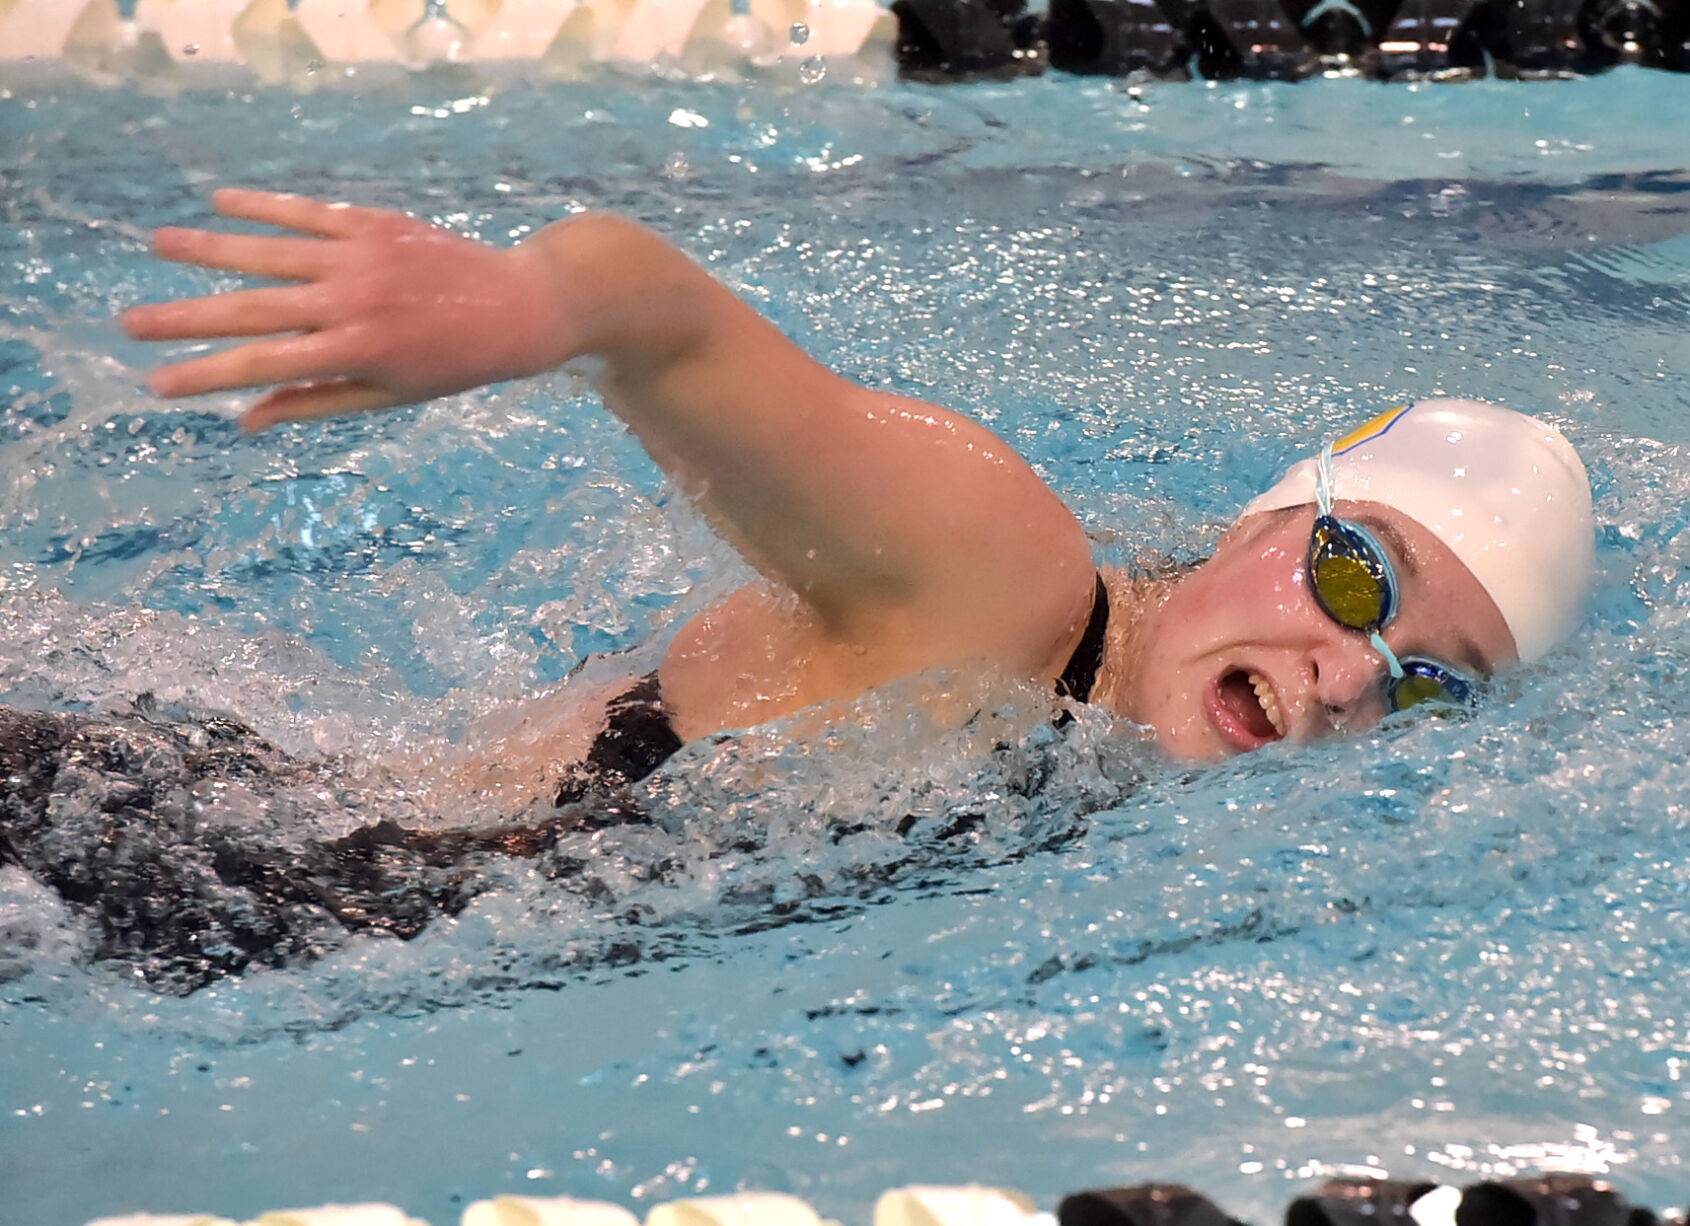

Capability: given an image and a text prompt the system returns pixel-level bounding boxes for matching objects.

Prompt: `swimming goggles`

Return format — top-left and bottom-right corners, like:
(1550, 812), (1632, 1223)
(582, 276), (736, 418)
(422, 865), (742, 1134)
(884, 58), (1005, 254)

(1307, 442), (1476, 713)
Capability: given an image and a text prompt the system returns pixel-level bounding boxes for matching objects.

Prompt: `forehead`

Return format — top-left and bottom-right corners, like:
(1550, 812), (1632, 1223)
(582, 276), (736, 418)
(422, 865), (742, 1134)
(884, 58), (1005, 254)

(1339, 499), (1518, 673)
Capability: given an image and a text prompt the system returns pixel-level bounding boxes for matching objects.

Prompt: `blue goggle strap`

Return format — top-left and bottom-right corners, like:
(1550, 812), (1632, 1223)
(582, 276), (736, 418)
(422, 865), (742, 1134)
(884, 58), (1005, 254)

(1315, 440), (1336, 517)
(1369, 631), (1407, 682)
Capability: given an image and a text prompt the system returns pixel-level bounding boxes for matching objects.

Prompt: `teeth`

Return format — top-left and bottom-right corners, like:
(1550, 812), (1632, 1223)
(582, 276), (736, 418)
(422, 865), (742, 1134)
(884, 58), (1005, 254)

(1248, 672), (1285, 737)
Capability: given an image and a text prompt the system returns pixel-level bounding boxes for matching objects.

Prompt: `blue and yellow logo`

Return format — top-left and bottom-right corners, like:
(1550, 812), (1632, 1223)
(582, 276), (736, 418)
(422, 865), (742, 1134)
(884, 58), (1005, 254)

(1332, 403), (1413, 456)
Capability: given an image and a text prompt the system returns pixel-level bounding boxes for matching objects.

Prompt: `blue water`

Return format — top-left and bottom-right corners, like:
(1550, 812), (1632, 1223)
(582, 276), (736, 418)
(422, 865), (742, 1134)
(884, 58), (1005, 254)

(2, 62), (1690, 1226)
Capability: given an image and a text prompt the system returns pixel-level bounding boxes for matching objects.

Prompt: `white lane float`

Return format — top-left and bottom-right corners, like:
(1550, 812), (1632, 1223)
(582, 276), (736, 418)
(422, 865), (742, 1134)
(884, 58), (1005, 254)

(461, 1194), (642, 1226)
(874, 1187), (1046, 1226)
(781, 0), (896, 59)
(1, 0), (896, 68)
(290, 0), (409, 62)
(647, 1193), (834, 1226)
(461, 0), (597, 62)
(84, 1206), (428, 1226)
(1, 0), (167, 70)
(132, 0), (250, 61)
(0, 0), (105, 59)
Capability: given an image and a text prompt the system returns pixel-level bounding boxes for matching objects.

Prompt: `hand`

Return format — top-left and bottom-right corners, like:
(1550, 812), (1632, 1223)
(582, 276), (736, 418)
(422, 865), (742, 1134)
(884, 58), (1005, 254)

(121, 189), (561, 432)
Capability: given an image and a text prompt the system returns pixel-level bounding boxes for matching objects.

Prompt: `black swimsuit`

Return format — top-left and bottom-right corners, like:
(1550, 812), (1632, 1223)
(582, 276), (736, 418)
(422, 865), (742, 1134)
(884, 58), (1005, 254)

(0, 702), (675, 992)
(0, 577), (1111, 992)
(566, 571), (1113, 800)
(553, 671), (684, 807)
(1056, 572), (1111, 704)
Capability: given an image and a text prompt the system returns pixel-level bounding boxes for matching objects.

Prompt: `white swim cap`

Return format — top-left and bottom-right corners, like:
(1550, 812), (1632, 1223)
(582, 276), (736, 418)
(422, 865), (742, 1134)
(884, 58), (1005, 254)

(1242, 399), (1595, 661)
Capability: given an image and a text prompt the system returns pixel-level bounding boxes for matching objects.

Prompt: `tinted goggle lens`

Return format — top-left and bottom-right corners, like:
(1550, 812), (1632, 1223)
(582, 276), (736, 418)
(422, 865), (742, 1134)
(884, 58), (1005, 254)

(1309, 518), (1394, 632)
(1388, 659), (1475, 712)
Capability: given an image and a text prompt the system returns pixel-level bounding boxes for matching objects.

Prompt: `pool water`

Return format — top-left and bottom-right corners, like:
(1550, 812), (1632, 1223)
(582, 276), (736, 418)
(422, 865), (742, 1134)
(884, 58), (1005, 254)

(2, 63), (1690, 1226)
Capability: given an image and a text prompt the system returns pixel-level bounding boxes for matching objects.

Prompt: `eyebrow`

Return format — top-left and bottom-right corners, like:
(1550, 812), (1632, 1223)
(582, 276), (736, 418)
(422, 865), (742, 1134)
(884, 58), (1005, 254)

(1433, 629), (1494, 678)
(1349, 511), (1494, 676)
(1349, 512), (1421, 583)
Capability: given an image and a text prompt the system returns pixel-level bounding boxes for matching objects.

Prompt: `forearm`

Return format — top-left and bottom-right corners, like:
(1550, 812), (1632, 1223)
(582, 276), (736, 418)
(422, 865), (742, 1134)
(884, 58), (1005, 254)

(521, 214), (902, 609)
(123, 191), (1095, 674)
(526, 214), (1090, 652)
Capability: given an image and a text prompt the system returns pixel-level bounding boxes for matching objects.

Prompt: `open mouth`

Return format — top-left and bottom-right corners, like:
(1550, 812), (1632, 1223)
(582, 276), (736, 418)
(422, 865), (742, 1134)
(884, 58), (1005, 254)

(1209, 668), (1287, 749)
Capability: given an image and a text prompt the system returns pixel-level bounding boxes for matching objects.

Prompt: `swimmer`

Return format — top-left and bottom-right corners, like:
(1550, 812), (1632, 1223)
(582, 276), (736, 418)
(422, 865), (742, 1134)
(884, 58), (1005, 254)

(112, 190), (1595, 794)
(1, 190), (1599, 991)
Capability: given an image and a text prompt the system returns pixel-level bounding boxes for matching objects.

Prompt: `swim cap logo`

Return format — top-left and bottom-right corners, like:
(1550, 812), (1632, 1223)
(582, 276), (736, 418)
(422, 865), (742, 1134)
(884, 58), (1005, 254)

(1332, 403), (1413, 456)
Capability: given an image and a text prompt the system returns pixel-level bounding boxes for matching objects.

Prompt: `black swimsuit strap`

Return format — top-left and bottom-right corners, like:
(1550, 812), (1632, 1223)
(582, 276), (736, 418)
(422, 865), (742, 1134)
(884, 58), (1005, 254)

(1055, 572), (1110, 704)
(554, 671), (684, 807)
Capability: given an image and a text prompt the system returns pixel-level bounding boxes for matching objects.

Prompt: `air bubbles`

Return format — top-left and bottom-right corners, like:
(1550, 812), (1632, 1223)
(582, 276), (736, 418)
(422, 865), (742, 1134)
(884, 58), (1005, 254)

(789, 21), (810, 45)
(305, 58), (323, 76)
(798, 55), (827, 84)
(662, 151), (690, 180)
(181, 43), (199, 57)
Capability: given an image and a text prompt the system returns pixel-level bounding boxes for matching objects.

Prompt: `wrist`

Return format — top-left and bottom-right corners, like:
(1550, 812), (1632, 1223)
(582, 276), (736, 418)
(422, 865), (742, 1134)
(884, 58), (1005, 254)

(518, 212), (712, 377)
(497, 238), (583, 378)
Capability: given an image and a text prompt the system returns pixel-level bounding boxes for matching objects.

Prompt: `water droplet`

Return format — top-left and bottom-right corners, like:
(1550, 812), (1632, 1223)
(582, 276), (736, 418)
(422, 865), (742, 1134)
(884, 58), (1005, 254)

(662, 151), (689, 179)
(789, 21), (809, 45)
(798, 55), (826, 84)
(289, 104), (304, 120)
(182, 43), (199, 56)
(305, 58), (323, 75)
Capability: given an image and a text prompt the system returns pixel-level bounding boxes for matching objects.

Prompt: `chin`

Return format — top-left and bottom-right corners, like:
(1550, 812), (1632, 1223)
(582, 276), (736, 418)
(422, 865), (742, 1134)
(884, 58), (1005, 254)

(1147, 720), (1235, 764)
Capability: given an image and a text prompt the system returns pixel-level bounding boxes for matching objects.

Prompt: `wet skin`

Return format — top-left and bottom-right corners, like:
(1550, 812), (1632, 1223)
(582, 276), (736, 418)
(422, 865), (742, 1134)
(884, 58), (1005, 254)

(1115, 500), (1519, 762)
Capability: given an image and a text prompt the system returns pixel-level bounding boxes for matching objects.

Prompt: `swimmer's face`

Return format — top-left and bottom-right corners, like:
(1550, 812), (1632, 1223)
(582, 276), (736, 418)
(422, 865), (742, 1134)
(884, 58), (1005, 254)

(1123, 501), (1517, 762)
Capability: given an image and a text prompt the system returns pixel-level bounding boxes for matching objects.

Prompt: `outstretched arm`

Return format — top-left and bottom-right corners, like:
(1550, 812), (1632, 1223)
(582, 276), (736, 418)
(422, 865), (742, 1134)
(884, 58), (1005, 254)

(123, 190), (1096, 682)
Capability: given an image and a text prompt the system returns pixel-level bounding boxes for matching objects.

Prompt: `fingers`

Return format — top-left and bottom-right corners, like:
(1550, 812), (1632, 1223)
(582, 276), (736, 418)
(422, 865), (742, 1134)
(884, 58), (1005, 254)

(212, 188), (388, 239)
(148, 331), (351, 398)
(242, 381), (401, 433)
(152, 227), (333, 281)
(122, 285), (326, 341)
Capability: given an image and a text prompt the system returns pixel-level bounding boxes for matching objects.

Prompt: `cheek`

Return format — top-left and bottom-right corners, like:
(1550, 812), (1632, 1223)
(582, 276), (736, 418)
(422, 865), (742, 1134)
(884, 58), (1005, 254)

(1134, 639), (1224, 747)
(1118, 635), (1194, 737)
(1238, 537), (1312, 615)
(1196, 550), (1307, 636)
(1133, 535), (1307, 710)
(1257, 567), (1308, 620)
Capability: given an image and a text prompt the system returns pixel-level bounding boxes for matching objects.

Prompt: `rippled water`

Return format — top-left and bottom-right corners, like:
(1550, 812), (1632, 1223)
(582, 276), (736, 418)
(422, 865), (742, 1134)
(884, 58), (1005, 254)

(2, 63), (1689, 1226)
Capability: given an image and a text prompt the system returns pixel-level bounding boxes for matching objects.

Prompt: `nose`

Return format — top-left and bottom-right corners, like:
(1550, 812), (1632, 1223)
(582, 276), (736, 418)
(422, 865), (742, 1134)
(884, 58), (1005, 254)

(1309, 632), (1389, 727)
